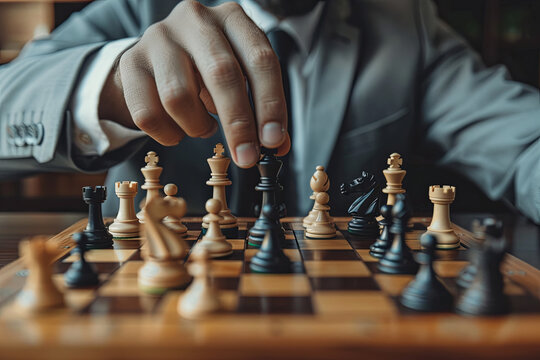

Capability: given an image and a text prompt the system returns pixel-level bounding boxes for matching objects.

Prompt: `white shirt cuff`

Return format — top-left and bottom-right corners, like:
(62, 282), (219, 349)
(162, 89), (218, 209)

(71, 37), (145, 156)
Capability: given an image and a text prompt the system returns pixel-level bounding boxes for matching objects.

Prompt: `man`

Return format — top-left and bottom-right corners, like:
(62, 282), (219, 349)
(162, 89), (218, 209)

(0, 0), (539, 221)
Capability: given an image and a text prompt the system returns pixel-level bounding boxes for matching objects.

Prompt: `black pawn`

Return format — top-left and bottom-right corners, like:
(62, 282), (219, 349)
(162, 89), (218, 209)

(456, 218), (503, 289)
(369, 204), (393, 258)
(64, 232), (100, 288)
(400, 234), (453, 312)
(455, 230), (509, 316)
(249, 205), (292, 274)
(248, 148), (285, 247)
(83, 186), (113, 249)
(378, 194), (419, 274)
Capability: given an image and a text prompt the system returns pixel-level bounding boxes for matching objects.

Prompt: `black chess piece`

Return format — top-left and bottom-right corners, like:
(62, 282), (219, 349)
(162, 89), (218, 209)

(400, 234), (453, 312)
(83, 186), (113, 249)
(250, 205), (292, 273)
(455, 228), (509, 316)
(456, 218), (503, 289)
(378, 194), (419, 274)
(340, 171), (380, 237)
(64, 232), (100, 288)
(248, 148), (285, 247)
(369, 204), (393, 258)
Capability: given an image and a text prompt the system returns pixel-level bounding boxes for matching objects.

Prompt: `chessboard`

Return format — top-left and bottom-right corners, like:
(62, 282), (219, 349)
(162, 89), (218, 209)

(0, 216), (540, 360)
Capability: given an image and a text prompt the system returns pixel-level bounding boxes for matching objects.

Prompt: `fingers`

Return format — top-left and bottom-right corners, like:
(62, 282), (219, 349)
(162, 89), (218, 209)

(150, 36), (218, 139)
(216, 3), (288, 149)
(119, 48), (185, 146)
(172, 3), (260, 167)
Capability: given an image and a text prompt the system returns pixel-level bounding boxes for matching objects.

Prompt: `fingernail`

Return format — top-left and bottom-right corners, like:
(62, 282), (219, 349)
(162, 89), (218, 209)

(236, 143), (259, 167)
(261, 122), (285, 146)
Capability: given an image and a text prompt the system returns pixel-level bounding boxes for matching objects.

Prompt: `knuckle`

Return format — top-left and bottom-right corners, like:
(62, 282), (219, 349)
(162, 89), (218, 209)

(205, 58), (241, 87)
(225, 116), (253, 134)
(161, 85), (194, 112)
(260, 98), (286, 120)
(247, 48), (278, 71)
(132, 110), (159, 133)
(145, 22), (168, 40)
(179, 0), (209, 21)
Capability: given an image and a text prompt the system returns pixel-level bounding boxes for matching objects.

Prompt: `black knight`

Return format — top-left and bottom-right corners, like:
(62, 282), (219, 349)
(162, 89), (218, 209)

(340, 171), (380, 237)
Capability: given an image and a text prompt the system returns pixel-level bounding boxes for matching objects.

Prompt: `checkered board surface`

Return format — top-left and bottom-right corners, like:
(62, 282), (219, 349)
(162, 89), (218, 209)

(3, 216), (538, 319)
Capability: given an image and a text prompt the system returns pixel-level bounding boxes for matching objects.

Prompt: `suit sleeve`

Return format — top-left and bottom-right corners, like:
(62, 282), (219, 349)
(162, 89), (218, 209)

(0, 0), (153, 179)
(418, 0), (540, 223)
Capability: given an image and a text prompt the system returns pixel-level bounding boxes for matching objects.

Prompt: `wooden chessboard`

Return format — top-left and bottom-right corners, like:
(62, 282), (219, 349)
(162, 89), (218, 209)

(1, 217), (540, 360)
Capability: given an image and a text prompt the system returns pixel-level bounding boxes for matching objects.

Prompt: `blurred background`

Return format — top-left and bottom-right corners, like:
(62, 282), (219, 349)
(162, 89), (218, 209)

(0, 0), (539, 213)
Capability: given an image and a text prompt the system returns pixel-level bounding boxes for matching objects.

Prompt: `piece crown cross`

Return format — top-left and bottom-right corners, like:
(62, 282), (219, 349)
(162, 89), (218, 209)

(145, 151), (159, 167)
(387, 153), (403, 169)
(213, 143), (225, 158)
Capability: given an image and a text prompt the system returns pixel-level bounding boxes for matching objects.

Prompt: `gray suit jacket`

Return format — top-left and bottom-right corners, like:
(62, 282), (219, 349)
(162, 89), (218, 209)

(1, 0), (539, 221)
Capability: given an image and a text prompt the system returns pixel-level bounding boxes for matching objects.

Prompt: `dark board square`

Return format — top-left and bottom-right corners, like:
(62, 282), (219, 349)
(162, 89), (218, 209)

(508, 294), (540, 314)
(310, 277), (379, 291)
(301, 250), (359, 261)
(220, 250), (244, 261)
(348, 239), (375, 250)
(127, 250), (143, 261)
(185, 240), (198, 248)
(186, 222), (202, 231)
(237, 296), (313, 314)
(212, 277), (240, 290)
(82, 295), (162, 314)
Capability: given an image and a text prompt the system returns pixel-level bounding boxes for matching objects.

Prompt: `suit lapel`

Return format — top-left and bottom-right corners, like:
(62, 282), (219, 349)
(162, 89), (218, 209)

(304, 0), (360, 177)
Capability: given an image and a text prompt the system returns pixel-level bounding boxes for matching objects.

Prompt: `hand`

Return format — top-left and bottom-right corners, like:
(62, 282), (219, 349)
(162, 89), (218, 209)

(99, 0), (291, 167)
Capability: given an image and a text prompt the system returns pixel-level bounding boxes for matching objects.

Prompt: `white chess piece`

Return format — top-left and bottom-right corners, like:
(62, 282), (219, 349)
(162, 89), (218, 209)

(178, 247), (223, 319)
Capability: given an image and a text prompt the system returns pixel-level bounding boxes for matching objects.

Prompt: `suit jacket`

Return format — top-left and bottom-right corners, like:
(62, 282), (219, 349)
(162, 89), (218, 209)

(1, 0), (539, 221)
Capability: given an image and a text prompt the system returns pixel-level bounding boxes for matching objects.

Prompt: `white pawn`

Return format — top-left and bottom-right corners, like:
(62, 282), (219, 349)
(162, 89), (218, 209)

(178, 247), (223, 319)
(162, 184), (188, 237)
(14, 237), (64, 314)
(303, 166), (330, 228)
(306, 192), (336, 239)
(109, 181), (139, 239)
(194, 199), (232, 258)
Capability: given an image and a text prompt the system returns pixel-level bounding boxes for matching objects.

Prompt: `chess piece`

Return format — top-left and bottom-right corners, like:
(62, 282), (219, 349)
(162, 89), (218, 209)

(194, 199), (233, 258)
(369, 204), (393, 258)
(248, 147), (285, 247)
(178, 247), (223, 319)
(162, 183), (188, 236)
(64, 232), (100, 288)
(340, 171), (380, 237)
(457, 218), (503, 289)
(378, 194), (419, 274)
(138, 197), (191, 294)
(303, 166), (330, 228)
(306, 192), (336, 239)
(14, 237), (64, 314)
(455, 229), (509, 316)
(137, 151), (164, 223)
(424, 185), (459, 249)
(382, 153), (406, 206)
(250, 205), (292, 273)
(82, 186), (113, 249)
(202, 143), (238, 238)
(400, 234), (453, 312)
(109, 181), (139, 239)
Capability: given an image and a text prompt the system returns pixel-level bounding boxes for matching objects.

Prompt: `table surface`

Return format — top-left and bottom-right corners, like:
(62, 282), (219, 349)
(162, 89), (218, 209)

(0, 212), (539, 360)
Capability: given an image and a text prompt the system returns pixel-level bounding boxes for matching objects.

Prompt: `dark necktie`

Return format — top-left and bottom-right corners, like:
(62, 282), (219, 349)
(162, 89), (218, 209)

(230, 30), (298, 216)
(266, 29), (298, 215)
